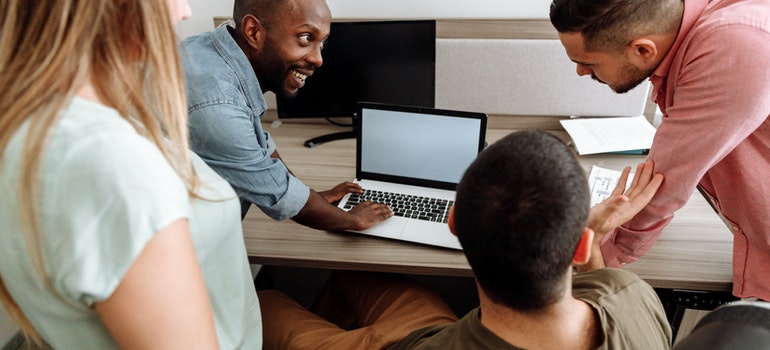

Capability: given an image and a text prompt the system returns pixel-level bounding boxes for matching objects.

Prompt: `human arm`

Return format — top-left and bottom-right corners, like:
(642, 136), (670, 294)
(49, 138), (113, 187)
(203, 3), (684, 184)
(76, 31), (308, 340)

(600, 23), (770, 266)
(269, 148), (295, 176)
(94, 219), (219, 349)
(188, 104), (391, 229)
(187, 104), (311, 221)
(49, 126), (222, 348)
(293, 191), (393, 231)
(269, 149), (363, 205)
(577, 160), (663, 273)
(272, 151), (390, 230)
(268, 148), (390, 230)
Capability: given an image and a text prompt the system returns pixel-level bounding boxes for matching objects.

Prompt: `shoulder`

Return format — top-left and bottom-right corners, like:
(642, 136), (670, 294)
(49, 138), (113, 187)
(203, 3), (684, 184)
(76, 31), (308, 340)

(389, 318), (460, 350)
(573, 268), (663, 313)
(179, 27), (228, 64)
(179, 26), (268, 120)
(574, 269), (672, 349)
(389, 309), (518, 350)
(45, 98), (188, 218)
(49, 99), (185, 189)
(573, 268), (649, 298)
(687, 0), (770, 48)
(180, 26), (263, 109)
(699, 0), (770, 30)
(179, 29), (229, 73)
(31, 99), (191, 302)
(41, 100), (189, 241)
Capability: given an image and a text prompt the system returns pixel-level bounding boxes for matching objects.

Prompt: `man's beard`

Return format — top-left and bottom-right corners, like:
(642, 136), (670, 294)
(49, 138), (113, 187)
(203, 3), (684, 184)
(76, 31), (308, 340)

(594, 61), (654, 94)
(256, 40), (300, 100)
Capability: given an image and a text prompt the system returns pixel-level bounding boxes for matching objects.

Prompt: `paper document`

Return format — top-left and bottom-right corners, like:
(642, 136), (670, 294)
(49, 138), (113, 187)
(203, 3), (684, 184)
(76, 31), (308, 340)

(560, 116), (656, 155)
(588, 166), (634, 207)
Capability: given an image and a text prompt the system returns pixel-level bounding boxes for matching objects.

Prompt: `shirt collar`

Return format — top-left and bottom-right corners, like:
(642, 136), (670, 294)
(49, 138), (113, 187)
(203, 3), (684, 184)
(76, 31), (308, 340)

(651, 0), (711, 83)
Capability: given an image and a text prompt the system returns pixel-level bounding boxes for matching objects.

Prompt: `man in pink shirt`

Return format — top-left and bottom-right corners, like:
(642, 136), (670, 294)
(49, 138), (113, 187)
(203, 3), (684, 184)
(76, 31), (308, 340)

(550, 0), (770, 300)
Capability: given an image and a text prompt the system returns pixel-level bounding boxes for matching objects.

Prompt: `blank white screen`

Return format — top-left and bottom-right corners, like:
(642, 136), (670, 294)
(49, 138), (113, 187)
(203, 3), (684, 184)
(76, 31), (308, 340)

(360, 108), (482, 184)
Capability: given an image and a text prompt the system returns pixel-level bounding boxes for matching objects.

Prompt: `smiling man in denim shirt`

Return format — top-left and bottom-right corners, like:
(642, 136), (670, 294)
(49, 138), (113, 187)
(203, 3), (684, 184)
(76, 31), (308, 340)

(179, 0), (392, 230)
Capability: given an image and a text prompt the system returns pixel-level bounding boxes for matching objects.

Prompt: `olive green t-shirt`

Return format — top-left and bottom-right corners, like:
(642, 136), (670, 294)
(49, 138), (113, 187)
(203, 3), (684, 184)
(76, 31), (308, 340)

(389, 268), (672, 349)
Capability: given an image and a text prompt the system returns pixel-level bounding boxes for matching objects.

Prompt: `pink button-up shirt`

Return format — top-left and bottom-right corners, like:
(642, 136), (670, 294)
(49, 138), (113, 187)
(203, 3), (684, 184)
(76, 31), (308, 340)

(601, 0), (770, 299)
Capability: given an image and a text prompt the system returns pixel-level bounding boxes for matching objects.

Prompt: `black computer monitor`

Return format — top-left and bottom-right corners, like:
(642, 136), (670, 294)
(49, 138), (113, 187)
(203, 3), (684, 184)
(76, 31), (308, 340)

(276, 20), (436, 147)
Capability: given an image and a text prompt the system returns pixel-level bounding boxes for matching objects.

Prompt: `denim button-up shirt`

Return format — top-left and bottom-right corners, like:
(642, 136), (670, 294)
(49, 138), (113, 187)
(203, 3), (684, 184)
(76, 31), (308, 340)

(179, 25), (310, 220)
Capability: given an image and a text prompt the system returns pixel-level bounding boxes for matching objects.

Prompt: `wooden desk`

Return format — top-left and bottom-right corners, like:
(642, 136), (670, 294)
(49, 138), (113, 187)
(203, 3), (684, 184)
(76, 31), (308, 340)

(243, 120), (734, 292)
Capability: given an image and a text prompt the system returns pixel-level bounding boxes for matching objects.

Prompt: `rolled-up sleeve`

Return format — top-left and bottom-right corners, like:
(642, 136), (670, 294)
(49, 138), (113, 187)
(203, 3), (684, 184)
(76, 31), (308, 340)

(188, 102), (309, 221)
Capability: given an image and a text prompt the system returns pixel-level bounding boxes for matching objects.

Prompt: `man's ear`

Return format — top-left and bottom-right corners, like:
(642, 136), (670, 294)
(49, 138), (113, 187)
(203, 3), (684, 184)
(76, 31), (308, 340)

(572, 228), (594, 265)
(626, 37), (658, 68)
(447, 205), (457, 236)
(240, 14), (265, 51)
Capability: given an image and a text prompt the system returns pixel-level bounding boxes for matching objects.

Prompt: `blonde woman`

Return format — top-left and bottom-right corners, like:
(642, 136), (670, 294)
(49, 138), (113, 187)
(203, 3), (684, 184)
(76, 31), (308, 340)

(0, 1), (262, 348)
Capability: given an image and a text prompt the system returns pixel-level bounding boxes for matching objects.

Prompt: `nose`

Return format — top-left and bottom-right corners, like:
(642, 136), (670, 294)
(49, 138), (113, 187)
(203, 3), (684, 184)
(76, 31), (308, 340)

(179, 0), (192, 21)
(181, 5), (192, 21)
(169, 0), (192, 24)
(576, 63), (592, 77)
(307, 44), (323, 68)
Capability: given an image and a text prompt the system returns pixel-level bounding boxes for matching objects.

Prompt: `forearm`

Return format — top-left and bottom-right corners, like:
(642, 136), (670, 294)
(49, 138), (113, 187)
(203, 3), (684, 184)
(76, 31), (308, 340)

(600, 220), (669, 267)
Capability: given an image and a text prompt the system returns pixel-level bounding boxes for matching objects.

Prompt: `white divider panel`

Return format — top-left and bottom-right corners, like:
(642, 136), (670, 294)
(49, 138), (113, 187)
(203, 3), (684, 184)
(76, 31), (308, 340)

(435, 39), (650, 117)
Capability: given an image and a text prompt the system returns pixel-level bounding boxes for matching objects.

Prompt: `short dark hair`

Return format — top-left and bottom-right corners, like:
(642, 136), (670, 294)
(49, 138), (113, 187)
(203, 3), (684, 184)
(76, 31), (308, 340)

(549, 0), (682, 52)
(454, 130), (589, 311)
(232, 0), (290, 29)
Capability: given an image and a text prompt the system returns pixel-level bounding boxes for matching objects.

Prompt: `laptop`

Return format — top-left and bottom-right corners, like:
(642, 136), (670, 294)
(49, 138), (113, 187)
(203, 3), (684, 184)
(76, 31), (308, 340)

(337, 102), (487, 249)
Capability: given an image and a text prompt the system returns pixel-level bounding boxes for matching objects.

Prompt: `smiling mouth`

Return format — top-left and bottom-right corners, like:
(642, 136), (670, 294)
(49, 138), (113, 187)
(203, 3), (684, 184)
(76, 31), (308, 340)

(291, 70), (308, 82)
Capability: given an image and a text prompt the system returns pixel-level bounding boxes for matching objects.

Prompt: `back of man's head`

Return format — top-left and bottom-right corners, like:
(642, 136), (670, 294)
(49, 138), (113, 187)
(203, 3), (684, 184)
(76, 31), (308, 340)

(233, 0), (290, 29)
(549, 0), (682, 52)
(454, 130), (589, 311)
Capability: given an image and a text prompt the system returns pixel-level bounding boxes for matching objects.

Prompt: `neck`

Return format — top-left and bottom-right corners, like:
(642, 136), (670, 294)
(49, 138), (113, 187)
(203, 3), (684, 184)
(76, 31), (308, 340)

(650, 2), (685, 69)
(651, 30), (679, 66)
(230, 27), (269, 95)
(477, 279), (600, 349)
(230, 25), (249, 56)
(76, 81), (103, 105)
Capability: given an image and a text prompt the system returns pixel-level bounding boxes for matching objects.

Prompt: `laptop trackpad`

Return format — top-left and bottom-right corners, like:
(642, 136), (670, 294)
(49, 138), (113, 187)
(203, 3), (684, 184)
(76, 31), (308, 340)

(360, 217), (408, 238)
(403, 221), (462, 250)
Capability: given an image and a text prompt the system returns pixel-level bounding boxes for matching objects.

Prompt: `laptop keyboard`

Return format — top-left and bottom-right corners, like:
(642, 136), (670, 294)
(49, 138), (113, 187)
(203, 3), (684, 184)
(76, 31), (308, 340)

(342, 189), (453, 223)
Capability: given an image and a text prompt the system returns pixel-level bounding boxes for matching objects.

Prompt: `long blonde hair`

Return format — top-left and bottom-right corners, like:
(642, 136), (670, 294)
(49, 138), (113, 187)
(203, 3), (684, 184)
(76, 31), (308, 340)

(0, 0), (197, 343)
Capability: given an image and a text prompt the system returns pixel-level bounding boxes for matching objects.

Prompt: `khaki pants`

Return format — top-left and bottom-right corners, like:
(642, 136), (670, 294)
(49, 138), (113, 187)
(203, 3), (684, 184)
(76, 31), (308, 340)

(258, 271), (458, 350)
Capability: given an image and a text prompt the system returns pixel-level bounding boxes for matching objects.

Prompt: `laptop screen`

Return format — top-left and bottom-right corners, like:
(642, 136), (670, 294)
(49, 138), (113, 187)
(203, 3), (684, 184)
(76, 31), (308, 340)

(357, 103), (487, 190)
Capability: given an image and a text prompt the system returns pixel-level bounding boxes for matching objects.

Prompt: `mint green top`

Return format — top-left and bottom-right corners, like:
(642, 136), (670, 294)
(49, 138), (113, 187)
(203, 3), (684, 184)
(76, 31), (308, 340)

(0, 97), (262, 349)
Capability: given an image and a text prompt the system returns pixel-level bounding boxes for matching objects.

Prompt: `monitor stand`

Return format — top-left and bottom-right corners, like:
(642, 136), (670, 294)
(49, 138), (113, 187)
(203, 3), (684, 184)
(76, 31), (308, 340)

(303, 130), (355, 148)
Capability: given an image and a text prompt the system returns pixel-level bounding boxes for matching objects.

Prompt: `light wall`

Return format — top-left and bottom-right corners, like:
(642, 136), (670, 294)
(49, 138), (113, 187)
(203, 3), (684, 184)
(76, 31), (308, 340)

(179, 0), (552, 38)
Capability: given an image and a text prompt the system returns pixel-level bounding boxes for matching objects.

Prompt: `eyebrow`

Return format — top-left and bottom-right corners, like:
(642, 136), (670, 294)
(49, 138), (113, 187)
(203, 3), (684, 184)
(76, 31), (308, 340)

(297, 23), (324, 32)
(569, 58), (592, 66)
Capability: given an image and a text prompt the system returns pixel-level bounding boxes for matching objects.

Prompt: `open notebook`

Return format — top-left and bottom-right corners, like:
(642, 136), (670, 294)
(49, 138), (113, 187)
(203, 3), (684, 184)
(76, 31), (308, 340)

(337, 102), (487, 249)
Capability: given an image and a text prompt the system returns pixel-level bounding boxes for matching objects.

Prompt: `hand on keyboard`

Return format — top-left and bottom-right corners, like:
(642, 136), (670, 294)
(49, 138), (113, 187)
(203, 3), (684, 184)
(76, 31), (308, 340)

(344, 189), (453, 223)
(318, 181), (364, 204)
(347, 201), (394, 230)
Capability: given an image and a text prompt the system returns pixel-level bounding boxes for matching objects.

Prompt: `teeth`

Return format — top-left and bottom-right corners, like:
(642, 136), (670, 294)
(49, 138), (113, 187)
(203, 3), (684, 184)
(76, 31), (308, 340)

(292, 70), (307, 81)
